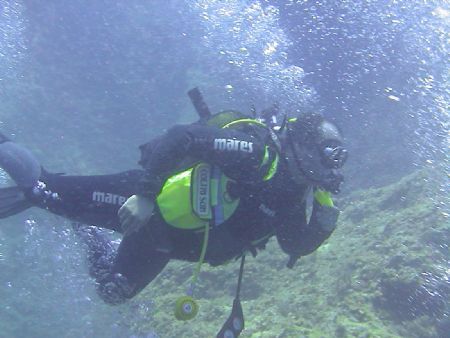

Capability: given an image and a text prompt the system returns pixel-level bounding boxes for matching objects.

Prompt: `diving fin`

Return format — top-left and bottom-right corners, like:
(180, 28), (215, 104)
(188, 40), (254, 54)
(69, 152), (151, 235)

(0, 186), (32, 219)
(0, 132), (41, 188)
(0, 133), (41, 218)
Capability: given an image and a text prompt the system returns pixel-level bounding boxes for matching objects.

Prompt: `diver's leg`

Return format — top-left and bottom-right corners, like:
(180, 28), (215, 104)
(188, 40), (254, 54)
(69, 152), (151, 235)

(72, 222), (119, 281)
(30, 170), (145, 231)
(95, 217), (172, 304)
(0, 133), (145, 230)
(38, 171), (147, 282)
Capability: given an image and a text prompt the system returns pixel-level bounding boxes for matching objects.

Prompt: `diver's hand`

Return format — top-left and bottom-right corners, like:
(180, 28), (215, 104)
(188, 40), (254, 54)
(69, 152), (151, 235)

(315, 204), (340, 232)
(118, 195), (154, 235)
(313, 189), (340, 232)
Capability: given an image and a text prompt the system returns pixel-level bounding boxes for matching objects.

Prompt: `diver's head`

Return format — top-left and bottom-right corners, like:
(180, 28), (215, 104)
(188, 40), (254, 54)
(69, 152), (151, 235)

(282, 112), (348, 193)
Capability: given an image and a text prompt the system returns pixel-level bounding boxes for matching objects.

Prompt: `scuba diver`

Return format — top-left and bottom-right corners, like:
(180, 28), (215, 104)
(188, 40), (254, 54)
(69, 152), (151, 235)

(0, 88), (347, 336)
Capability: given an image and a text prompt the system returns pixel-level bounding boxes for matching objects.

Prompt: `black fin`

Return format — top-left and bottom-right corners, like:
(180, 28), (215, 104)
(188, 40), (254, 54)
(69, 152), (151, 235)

(0, 186), (32, 218)
(0, 139), (41, 187)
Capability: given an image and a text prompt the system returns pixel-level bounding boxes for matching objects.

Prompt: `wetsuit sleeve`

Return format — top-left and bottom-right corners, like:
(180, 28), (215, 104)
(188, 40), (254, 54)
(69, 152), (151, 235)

(137, 123), (274, 198)
(276, 196), (339, 267)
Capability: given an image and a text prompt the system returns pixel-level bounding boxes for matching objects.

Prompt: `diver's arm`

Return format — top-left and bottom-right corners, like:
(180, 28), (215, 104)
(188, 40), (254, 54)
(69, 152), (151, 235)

(276, 191), (339, 268)
(137, 124), (271, 198)
(120, 123), (274, 234)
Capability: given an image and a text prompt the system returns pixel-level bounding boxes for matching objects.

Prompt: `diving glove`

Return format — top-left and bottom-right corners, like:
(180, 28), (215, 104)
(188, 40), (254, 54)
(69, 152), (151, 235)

(313, 189), (339, 232)
(118, 194), (154, 235)
(314, 203), (340, 232)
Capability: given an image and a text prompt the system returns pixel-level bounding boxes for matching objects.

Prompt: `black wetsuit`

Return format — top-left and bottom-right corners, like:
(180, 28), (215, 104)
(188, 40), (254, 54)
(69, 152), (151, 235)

(27, 123), (335, 303)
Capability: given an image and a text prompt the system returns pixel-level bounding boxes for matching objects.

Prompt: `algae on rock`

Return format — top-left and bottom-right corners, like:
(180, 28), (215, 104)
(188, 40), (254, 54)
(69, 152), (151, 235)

(135, 168), (448, 337)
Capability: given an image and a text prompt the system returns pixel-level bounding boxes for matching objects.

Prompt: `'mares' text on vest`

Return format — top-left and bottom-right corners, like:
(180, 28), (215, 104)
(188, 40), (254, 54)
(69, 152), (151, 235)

(213, 138), (253, 153)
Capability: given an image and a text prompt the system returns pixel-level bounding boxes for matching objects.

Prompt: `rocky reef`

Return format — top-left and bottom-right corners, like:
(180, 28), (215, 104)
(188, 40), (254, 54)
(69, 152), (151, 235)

(132, 168), (448, 337)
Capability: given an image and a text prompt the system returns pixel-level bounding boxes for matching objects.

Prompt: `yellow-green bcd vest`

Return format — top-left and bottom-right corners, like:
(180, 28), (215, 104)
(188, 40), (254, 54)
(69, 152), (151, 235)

(156, 112), (279, 230)
(156, 162), (239, 230)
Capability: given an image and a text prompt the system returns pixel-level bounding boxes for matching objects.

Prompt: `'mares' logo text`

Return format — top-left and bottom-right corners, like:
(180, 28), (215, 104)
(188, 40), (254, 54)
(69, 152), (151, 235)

(92, 191), (127, 206)
(214, 138), (253, 153)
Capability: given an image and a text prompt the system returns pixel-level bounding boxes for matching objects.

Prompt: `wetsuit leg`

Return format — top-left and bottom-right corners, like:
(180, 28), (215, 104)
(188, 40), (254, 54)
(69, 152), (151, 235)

(29, 170), (151, 290)
(30, 170), (145, 231)
(26, 169), (172, 304)
(72, 222), (118, 281)
(95, 216), (172, 304)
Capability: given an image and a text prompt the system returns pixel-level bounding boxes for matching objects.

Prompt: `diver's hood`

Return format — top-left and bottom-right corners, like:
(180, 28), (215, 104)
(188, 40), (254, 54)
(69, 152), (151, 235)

(284, 117), (347, 193)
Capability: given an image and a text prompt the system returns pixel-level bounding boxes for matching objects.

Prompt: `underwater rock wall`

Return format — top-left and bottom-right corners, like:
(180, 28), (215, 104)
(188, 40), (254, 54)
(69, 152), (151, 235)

(137, 168), (448, 337)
